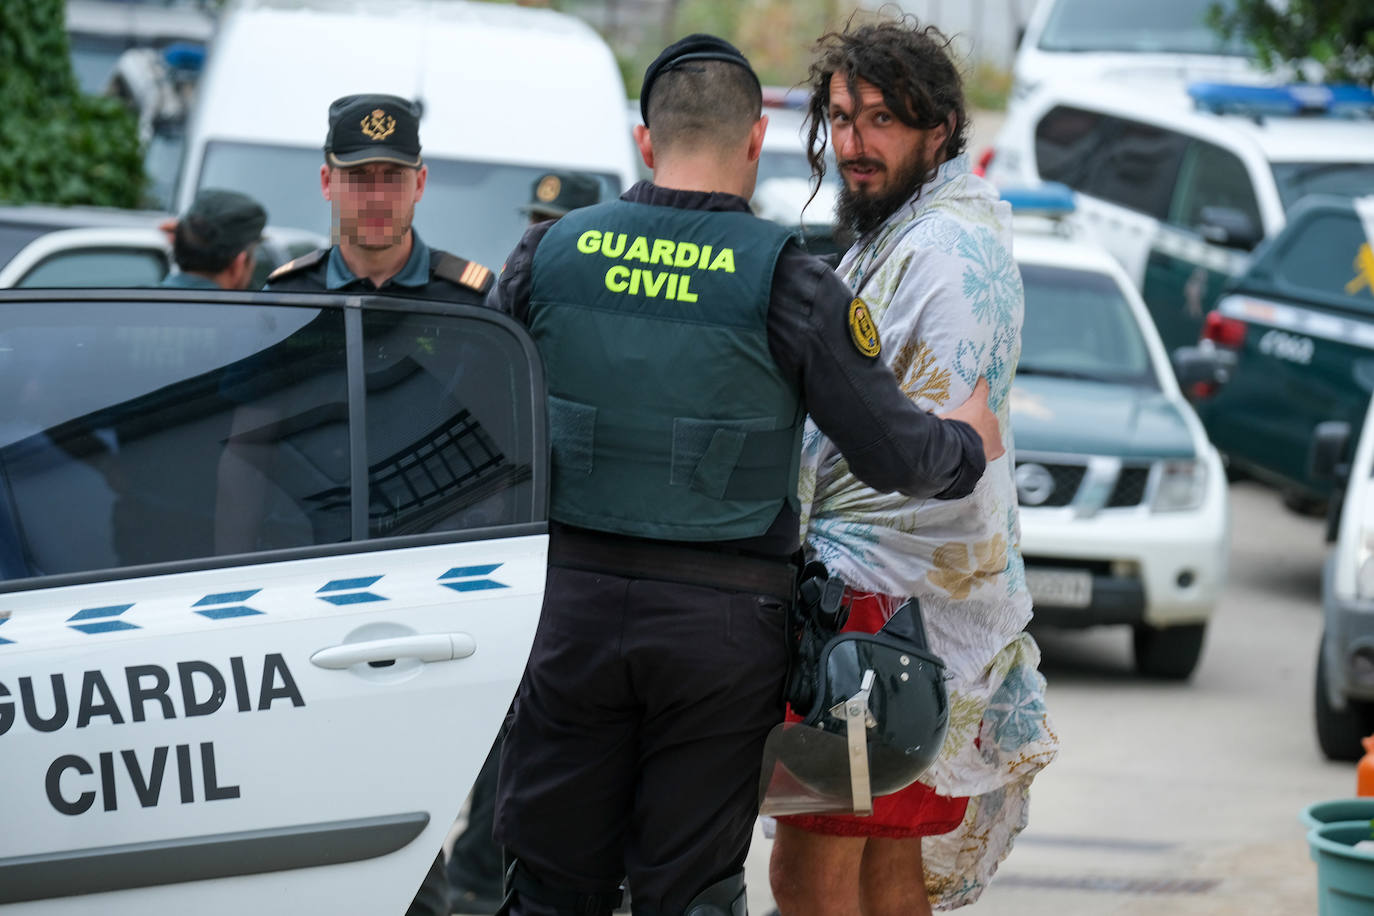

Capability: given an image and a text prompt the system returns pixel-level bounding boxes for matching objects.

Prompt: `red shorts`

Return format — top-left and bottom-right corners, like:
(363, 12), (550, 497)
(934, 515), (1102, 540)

(774, 591), (969, 839)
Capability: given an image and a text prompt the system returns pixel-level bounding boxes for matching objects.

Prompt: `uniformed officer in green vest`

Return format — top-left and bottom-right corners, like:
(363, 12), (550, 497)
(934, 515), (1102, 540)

(489, 34), (1004, 916)
(264, 93), (493, 303)
(160, 189), (266, 290)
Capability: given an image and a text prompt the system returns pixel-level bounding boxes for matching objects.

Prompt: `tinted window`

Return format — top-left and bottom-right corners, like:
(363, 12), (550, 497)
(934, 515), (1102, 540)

(1271, 162), (1374, 212)
(1081, 120), (1188, 219)
(0, 297), (541, 581)
(1271, 212), (1373, 310)
(1168, 141), (1261, 234)
(1018, 263), (1156, 386)
(197, 141), (621, 272)
(1038, 0), (1246, 54)
(1034, 106), (1109, 189)
(17, 248), (168, 288)
(362, 309), (536, 537)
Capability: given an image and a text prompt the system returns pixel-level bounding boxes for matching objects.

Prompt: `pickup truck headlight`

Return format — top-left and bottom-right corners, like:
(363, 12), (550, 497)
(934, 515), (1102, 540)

(1152, 460), (1206, 513)
(1358, 531), (1374, 601)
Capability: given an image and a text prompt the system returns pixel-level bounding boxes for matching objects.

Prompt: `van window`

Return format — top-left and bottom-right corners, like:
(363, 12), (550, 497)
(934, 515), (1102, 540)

(1081, 119), (1188, 220)
(1037, 0), (1246, 54)
(1168, 141), (1261, 237)
(197, 141), (621, 272)
(1271, 212), (1373, 312)
(1034, 106), (1109, 189)
(0, 297), (539, 581)
(1271, 163), (1374, 212)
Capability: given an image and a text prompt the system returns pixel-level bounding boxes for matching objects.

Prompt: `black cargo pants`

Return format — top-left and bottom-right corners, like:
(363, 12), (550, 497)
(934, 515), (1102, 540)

(494, 560), (791, 916)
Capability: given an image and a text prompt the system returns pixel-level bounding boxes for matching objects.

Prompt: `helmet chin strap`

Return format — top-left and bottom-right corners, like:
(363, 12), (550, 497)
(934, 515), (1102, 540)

(835, 668), (876, 815)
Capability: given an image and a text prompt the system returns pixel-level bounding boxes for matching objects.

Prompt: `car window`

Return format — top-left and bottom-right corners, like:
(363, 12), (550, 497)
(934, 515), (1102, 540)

(16, 248), (168, 288)
(197, 141), (622, 272)
(1080, 119), (1189, 220)
(1036, 0), (1246, 54)
(1271, 163), (1374, 212)
(1269, 211), (1374, 312)
(1168, 140), (1261, 235)
(1018, 261), (1157, 386)
(0, 224), (60, 272)
(0, 296), (540, 582)
(1034, 106), (1110, 190)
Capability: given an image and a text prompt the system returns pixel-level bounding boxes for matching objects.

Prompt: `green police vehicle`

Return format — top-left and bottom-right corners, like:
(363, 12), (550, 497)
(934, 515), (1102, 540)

(1191, 194), (1374, 512)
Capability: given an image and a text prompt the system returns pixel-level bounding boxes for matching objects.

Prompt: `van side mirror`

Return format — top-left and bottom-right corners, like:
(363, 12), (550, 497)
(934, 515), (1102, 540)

(1172, 344), (1233, 389)
(1309, 421), (1352, 485)
(1197, 205), (1262, 251)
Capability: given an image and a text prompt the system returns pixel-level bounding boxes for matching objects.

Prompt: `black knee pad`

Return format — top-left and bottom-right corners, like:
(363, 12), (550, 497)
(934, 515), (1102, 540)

(684, 870), (746, 916)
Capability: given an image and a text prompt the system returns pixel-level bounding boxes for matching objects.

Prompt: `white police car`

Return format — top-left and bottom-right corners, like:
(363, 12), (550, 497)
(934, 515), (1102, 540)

(1009, 0), (1264, 105)
(1005, 186), (1230, 679)
(0, 287), (547, 911)
(987, 80), (1374, 355)
(1315, 392), (1374, 759)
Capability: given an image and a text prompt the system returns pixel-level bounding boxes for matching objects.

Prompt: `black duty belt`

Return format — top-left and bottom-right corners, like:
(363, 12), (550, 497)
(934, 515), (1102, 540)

(548, 526), (797, 601)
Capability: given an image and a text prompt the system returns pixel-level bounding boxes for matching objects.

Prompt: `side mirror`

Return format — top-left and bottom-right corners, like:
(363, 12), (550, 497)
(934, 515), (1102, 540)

(1197, 205), (1262, 251)
(1309, 420), (1352, 485)
(1172, 344), (1234, 390)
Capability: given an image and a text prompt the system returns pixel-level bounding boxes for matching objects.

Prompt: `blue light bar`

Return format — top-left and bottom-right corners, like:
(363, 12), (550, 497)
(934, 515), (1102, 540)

(1001, 182), (1075, 214)
(163, 42), (206, 72)
(1188, 82), (1374, 117)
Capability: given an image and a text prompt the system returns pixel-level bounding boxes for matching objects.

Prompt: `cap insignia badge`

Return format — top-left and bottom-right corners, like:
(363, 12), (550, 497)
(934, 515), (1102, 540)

(361, 109), (397, 141)
(536, 176), (561, 203)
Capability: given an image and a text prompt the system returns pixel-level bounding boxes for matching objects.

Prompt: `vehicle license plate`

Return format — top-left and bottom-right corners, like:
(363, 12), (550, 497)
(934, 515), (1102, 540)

(1025, 568), (1092, 608)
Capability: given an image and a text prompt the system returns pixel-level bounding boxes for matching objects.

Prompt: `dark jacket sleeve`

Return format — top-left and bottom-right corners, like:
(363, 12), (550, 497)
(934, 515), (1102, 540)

(767, 244), (985, 500)
(487, 222), (556, 322)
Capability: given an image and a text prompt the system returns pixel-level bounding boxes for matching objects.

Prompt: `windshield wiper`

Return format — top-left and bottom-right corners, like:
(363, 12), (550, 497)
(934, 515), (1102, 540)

(1016, 365), (1108, 382)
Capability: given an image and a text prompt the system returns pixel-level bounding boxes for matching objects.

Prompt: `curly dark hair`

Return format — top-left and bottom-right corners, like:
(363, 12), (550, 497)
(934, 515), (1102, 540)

(803, 17), (968, 189)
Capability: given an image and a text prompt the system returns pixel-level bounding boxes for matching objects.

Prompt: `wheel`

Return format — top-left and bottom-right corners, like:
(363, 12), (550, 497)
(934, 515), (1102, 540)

(1315, 639), (1374, 762)
(1282, 488), (1328, 518)
(1132, 622), (1206, 680)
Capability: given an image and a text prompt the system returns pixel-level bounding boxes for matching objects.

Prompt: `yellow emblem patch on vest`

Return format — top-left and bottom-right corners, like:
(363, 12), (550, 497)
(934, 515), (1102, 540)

(847, 297), (881, 357)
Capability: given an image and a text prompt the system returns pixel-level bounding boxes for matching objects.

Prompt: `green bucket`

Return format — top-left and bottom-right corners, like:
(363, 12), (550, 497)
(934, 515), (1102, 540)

(1302, 799), (1374, 829)
(1308, 821), (1374, 915)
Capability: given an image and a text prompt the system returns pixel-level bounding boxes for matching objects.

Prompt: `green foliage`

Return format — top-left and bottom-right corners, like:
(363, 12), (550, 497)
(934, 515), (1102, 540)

(964, 62), (1012, 112)
(1208, 0), (1374, 87)
(0, 0), (146, 207)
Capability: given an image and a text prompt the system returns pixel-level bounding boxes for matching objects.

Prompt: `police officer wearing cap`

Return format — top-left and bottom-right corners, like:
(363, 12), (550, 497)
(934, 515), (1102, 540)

(162, 188), (266, 290)
(521, 171), (602, 224)
(488, 34), (1004, 916)
(264, 93), (493, 302)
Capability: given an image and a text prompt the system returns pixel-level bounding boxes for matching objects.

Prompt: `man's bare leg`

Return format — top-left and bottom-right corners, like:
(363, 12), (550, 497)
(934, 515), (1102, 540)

(768, 823), (865, 916)
(859, 837), (931, 916)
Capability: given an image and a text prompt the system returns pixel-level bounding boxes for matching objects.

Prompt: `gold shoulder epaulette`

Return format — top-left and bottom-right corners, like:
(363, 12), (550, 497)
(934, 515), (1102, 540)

(432, 251), (494, 292)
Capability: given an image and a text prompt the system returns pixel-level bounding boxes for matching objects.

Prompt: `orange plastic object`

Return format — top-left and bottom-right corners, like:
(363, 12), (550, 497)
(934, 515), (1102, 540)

(1358, 736), (1374, 797)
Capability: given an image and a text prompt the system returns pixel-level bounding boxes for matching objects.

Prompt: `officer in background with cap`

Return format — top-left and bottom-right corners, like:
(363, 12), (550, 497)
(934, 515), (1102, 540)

(265, 93), (493, 302)
(488, 33), (1002, 916)
(161, 188), (266, 290)
(521, 171), (601, 225)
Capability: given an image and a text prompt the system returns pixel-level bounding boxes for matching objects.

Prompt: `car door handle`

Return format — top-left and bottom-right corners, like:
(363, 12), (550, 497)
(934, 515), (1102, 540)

(310, 633), (477, 670)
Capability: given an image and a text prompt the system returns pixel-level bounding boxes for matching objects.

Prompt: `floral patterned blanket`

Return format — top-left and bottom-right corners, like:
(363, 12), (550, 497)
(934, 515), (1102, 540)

(797, 154), (1060, 909)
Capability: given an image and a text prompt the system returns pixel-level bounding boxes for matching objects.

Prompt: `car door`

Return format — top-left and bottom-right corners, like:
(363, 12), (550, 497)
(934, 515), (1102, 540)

(0, 228), (170, 289)
(0, 288), (547, 914)
(1141, 139), (1258, 354)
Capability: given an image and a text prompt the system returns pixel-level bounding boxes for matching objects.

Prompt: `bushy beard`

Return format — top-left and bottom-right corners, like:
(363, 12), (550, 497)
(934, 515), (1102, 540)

(835, 147), (934, 239)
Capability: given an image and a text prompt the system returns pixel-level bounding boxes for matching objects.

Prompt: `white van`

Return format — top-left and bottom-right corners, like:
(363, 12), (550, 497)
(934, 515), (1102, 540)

(174, 0), (638, 272)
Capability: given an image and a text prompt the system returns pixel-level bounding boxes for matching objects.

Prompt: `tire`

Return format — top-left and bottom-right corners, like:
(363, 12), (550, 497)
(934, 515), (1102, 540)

(1315, 640), (1374, 762)
(1132, 622), (1206, 680)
